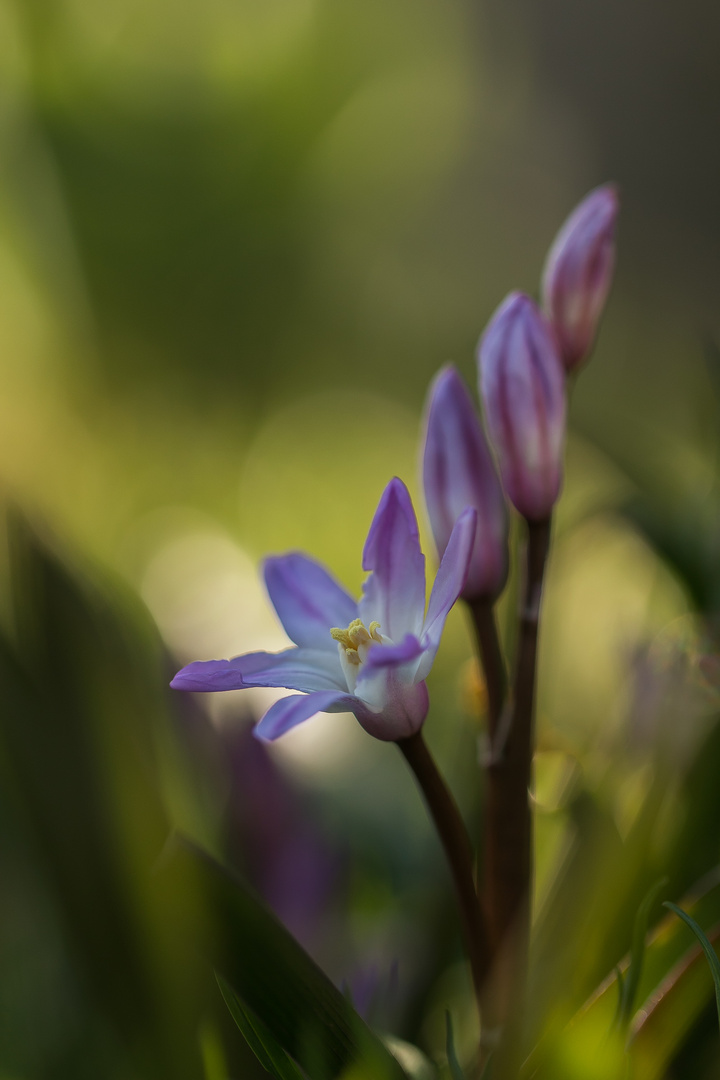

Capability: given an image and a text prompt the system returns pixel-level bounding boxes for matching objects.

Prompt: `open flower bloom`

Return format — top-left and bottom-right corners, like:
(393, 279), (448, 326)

(171, 478), (477, 742)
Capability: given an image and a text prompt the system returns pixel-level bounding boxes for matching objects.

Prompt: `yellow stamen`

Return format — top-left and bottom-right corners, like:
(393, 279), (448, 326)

(330, 627), (350, 647)
(331, 618), (383, 655)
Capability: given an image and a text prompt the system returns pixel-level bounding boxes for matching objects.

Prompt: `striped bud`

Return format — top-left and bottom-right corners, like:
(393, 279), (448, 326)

(422, 365), (509, 601)
(478, 292), (566, 522)
(542, 184), (619, 372)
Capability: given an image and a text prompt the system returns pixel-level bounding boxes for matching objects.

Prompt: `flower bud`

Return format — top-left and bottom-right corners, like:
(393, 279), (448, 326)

(422, 365), (509, 601)
(541, 184), (619, 372)
(478, 292), (566, 522)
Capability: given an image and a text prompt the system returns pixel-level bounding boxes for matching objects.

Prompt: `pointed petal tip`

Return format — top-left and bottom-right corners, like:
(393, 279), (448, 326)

(457, 504), (478, 531)
(384, 475), (413, 505)
(429, 362), (461, 394)
(586, 181), (620, 213)
(169, 658), (246, 693)
(427, 364), (471, 415)
(252, 689), (356, 741)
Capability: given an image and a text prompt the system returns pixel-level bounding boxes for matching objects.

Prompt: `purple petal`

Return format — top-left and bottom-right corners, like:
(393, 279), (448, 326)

(354, 640), (429, 742)
(361, 633), (425, 673)
(359, 479), (426, 642)
(416, 507), (477, 681)
(171, 658), (248, 692)
(171, 648), (345, 694)
(478, 292), (566, 521)
(422, 365), (508, 600)
(254, 690), (359, 741)
(264, 553), (358, 650)
(542, 184), (618, 371)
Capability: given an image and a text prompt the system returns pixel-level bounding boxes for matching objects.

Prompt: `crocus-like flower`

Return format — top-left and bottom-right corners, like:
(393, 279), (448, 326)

(422, 365), (508, 601)
(171, 478), (477, 742)
(541, 184), (619, 372)
(478, 292), (566, 522)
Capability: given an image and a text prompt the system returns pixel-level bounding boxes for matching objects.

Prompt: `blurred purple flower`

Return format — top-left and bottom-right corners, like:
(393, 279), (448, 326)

(422, 365), (508, 602)
(224, 722), (341, 947)
(541, 184), (619, 372)
(344, 959), (400, 1024)
(478, 292), (566, 522)
(172, 478), (476, 742)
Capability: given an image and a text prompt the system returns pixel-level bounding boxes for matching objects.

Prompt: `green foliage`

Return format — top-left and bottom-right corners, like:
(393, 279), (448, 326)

(617, 878), (668, 1032)
(663, 901), (720, 1033)
(444, 1012), (465, 1080)
(158, 836), (407, 1080)
(0, 513), (205, 1078)
(217, 973), (304, 1080)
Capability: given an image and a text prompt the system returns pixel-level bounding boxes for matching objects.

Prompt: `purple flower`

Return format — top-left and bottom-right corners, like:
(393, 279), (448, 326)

(541, 184), (619, 372)
(478, 292), (566, 522)
(422, 365), (508, 602)
(171, 478), (477, 742)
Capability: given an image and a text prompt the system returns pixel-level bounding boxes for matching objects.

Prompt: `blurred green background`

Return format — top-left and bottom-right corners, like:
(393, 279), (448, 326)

(2, 0), (720, 1077)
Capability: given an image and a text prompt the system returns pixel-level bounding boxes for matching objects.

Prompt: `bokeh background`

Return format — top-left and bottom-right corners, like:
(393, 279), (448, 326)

(3, 1), (720, 1077)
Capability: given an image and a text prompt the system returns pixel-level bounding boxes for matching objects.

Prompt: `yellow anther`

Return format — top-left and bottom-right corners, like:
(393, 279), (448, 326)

(330, 626), (352, 648)
(331, 618), (383, 655)
(348, 623), (371, 648)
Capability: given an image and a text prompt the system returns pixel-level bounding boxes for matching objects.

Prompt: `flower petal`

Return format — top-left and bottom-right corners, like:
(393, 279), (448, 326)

(354, 636), (429, 741)
(416, 507), (477, 681)
(541, 184), (618, 371)
(422, 366), (508, 601)
(264, 553), (358, 649)
(254, 690), (359, 741)
(171, 647), (346, 694)
(359, 478), (426, 641)
(478, 292), (566, 521)
(360, 634), (426, 675)
(171, 659), (248, 692)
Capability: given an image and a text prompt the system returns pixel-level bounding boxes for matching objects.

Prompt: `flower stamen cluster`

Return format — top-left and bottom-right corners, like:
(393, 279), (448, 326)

(330, 618), (385, 671)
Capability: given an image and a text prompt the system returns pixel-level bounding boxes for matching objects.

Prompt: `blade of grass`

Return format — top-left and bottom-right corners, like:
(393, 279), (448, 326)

(618, 878), (668, 1031)
(158, 836), (407, 1080)
(216, 973), (304, 1080)
(444, 1012), (465, 1080)
(663, 901), (720, 1031)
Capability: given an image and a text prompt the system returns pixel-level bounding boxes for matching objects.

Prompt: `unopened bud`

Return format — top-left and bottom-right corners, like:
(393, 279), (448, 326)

(541, 184), (619, 372)
(422, 365), (509, 601)
(478, 292), (566, 522)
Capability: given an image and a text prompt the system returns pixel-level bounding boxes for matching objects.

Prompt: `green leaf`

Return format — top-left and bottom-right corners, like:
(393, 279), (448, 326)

(663, 901), (720, 1032)
(522, 875), (720, 1080)
(216, 972), (304, 1080)
(158, 836), (407, 1080)
(618, 878), (668, 1030)
(610, 965), (624, 1031)
(444, 1012), (465, 1080)
(0, 514), (202, 1079)
(200, 1018), (229, 1080)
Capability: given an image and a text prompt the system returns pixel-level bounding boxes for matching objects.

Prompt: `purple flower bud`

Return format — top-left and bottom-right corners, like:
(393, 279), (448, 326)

(541, 184), (619, 372)
(478, 292), (566, 522)
(422, 365), (509, 601)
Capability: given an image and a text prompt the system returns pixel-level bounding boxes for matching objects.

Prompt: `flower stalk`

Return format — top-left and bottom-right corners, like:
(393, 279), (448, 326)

(397, 731), (491, 1032)
(481, 516), (551, 1077)
(467, 598), (507, 742)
